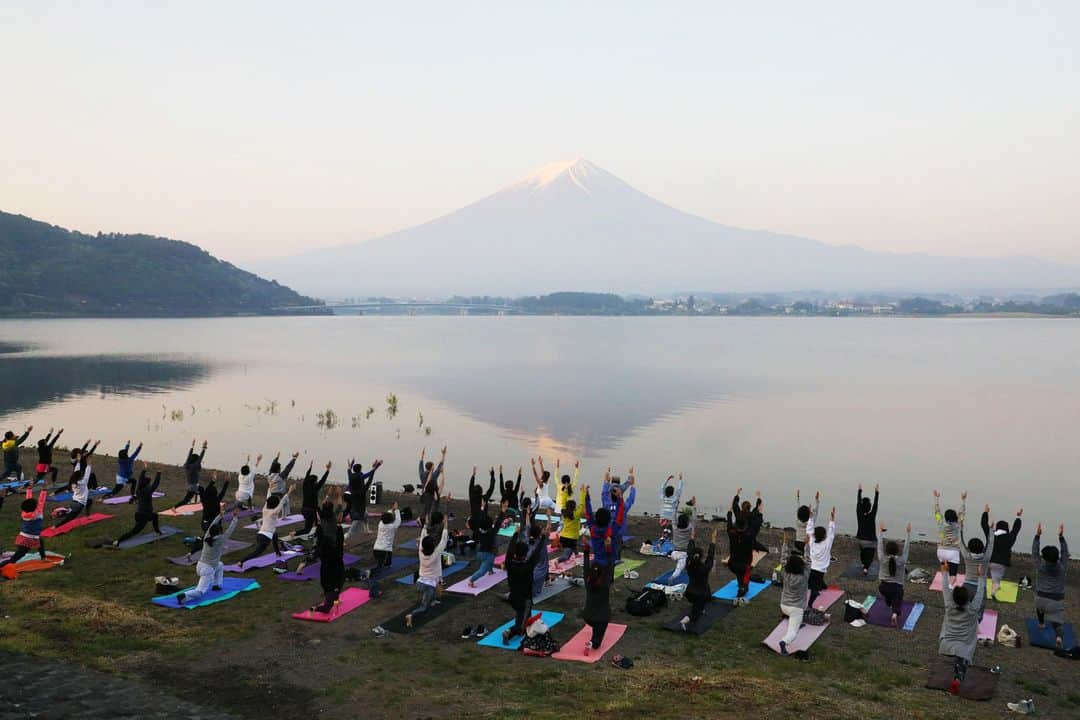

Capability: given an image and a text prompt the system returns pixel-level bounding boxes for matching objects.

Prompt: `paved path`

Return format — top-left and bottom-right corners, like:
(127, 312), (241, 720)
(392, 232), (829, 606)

(0, 652), (238, 720)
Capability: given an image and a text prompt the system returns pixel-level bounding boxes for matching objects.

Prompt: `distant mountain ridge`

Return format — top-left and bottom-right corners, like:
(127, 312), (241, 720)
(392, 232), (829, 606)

(0, 211), (325, 317)
(253, 158), (1080, 298)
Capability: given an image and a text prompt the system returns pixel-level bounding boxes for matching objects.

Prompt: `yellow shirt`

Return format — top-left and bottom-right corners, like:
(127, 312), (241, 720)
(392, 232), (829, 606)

(559, 487), (586, 540)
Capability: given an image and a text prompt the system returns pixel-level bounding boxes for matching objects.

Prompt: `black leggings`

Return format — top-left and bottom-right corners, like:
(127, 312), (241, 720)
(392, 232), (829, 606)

(239, 533), (280, 564)
(860, 546), (876, 570)
(688, 593), (709, 623)
(55, 498), (91, 528)
(1036, 610), (1063, 636)
(116, 512), (160, 543)
(36, 467), (59, 485)
(879, 580), (904, 616)
(589, 621), (608, 648)
(808, 569), (826, 606)
(369, 549), (393, 578)
(0, 541), (47, 567)
(173, 488), (200, 508)
(299, 507), (317, 536)
(508, 598), (533, 639)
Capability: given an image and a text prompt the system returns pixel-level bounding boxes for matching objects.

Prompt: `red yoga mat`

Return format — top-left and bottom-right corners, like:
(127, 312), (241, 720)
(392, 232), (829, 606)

(41, 513), (113, 537)
(291, 588), (371, 623)
(552, 624), (627, 663)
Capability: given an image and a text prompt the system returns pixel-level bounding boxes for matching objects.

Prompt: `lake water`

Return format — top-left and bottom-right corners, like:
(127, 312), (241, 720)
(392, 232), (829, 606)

(1, 316), (1077, 541)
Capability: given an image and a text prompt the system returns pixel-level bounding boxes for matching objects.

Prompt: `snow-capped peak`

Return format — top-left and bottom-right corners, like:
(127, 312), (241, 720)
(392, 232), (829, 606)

(516, 157), (600, 194)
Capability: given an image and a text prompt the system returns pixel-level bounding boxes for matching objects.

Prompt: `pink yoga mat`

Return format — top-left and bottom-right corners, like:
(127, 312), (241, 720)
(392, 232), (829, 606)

(41, 513), (113, 537)
(446, 569), (507, 595)
(810, 586), (844, 612)
(930, 572), (966, 591)
(244, 514), (304, 530)
(160, 503), (202, 517)
(763, 618), (829, 654)
(549, 554), (582, 574)
(552, 624), (627, 663)
(291, 588), (371, 622)
(223, 550), (303, 572)
(978, 609), (998, 641)
(102, 492), (164, 505)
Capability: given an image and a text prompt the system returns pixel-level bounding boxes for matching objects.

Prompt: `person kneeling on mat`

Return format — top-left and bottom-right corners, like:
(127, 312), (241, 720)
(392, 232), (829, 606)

(938, 560), (985, 695)
(178, 508), (239, 605)
(778, 547), (810, 653)
(680, 525), (717, 630)
(1033, 523), (1070, 649)
(981, 504), (1022, 600)
(0, 486), (49, 568)
(877, 522), (911, 628)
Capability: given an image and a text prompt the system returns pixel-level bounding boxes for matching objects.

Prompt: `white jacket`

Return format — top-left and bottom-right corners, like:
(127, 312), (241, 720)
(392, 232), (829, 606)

(417, 526), (449, 586)
(373, 510), (402, 552)
(808, 520), (836, 572)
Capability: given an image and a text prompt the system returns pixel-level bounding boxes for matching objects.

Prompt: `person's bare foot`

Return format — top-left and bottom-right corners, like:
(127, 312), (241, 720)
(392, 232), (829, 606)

(1056, 636), (1063, 648)
(468, 579), (476, 588)
(890, 613), (898, 628)
(405, 613), (414, 628)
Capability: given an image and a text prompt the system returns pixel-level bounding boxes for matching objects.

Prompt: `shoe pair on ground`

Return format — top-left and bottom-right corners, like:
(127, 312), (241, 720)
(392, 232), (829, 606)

(460, 625), (487, 639)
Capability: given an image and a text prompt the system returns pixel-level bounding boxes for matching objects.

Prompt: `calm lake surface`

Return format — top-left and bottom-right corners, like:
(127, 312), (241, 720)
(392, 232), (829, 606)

(1, 316), (1077, 540)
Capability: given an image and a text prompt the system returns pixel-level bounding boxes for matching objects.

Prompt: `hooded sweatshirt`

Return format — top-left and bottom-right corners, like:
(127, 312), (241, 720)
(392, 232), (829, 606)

(1033, 534), (1070, 600)
(934, 497), (965, 551)
(939, 579), (985, 662)
(659, 477), (685, 523)
(416, 526), (449, 587)
(373, 509), (402, 552)
(199, 516), (239, 566)
(877, 533), (910, 585)
(116, 443), (141, 480)
(856, 488), (878, 543)
(982, 513), (1021, 567)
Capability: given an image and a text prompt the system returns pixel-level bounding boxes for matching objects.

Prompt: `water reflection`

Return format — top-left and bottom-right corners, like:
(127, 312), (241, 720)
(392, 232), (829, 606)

(0, 354), (211, 417)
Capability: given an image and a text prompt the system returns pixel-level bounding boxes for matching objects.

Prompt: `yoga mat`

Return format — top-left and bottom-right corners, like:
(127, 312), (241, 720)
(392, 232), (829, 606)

(380, 594), (464, 634)
(763, 617), (829, 654)
(244, 513), (304, 530)
(40, 513), (112, 537)
(721, 549), (769, 568)
(840, 561), (879, 579)
(395, 559), (470, 585)
(477, 611), (565, 650)
(988, 579), (1019, 603)
(925, 657), (998, 700)
(152, 577), (260, 610)
(167, 539), (251, 566)
(115, 525), (181, 549)
(532, 576), (574, 603)
(102, 492), (164, 505)
(159, 503), (202, 517)
(48, 487), (109, 502)
(978, 610), (998, 642)
(549, 554), (582, 574)
(652, 569), (689, 586)
(903, 603), (925, 631)
(1026, 619), (1077, 650)
(662, 601), (732, 635)
(446, 569), (507, 595)
(713, 579), (771, 602)
(811, 585), (844, 612)
(223, 549), (303, 572)
(613, 559), (646, 577)
(497, 525), (519, 538)
(930, 571), (966, 591)
(866, 598), (923, 631)
(279, 554), (362, 581)
(861, 595), (877, 612)
(552, 623), (627, 663)
(397, 538), (419, 551)
(291, 588), (370, 622)
(0, 551), (66, 574)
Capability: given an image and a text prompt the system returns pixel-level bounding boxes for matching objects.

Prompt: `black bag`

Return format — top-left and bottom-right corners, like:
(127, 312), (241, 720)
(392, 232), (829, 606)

(626, 587), (667, 617)
(843, 601), (866, 623)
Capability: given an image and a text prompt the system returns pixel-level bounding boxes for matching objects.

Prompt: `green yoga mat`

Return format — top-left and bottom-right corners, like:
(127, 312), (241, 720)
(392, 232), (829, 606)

(988, 579), (1019, 604)
(613, 559), (646, 577)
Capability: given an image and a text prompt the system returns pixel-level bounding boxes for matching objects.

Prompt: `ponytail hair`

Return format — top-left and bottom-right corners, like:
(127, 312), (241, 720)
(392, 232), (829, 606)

(888, 556), (897, 577)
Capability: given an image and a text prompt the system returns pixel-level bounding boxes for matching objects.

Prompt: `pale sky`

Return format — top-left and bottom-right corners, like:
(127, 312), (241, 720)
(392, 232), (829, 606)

(1, 1), (1078, 265)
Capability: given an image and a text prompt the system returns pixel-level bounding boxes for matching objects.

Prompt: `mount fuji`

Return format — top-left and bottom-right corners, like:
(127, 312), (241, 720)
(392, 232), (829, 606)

(253, 158), (1080, 298)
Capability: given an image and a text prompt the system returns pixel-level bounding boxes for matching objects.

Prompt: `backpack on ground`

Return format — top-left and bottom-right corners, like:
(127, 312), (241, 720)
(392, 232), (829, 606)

(626, 587), (667, 616)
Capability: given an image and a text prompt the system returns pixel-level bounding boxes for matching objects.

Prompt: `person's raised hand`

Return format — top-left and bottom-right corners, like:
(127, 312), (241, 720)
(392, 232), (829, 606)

(830, 507), (836, 520)
(1036, 523), (1043, 536)
(755, 489), (761, 498)
(256, 453), (262, 464)
(736, 487), (743, 496)
(420, 447), (426, 459)
(984, 504), (990, 513)
(472, 465), (477, 475)
(1060, 524), (1065, 536)
(326, 461), (332, 470)
(874, 483), (879, 492)
(961, 491), (967, 501)
(879, 522), (887, 533)
(933, 489), (940, 498)
(291, 451), (299, 459)
(202, 441), (208, 450)
(815, 491), (820, 502)
(1017, 508), (1023, 517)
(574, 459), (580, 469)
(858, 482), (862, 491)
(440, 445), (447, 456)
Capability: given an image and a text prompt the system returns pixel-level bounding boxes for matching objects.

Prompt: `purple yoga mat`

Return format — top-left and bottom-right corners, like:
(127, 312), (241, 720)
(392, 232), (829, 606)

(223, 550), (302, 572)
(244, 514), (304, 530)
(867, 597), (917, 627)
(278, 554), (362, 581)
(446, 569), (507, 596)
(102, 492), (165, 505)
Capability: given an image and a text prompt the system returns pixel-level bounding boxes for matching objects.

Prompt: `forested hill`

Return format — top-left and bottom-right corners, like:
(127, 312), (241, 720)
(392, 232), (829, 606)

(0, 211), (327, 317)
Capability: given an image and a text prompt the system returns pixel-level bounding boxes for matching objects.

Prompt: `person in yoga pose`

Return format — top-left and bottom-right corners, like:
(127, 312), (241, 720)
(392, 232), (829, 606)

(554, 458), (579, 514)
(177, 508), (240, 605)
(309, 500), (346, 613)
(54, 461), (96, 528)
(67, 439), (99, 490)
(806, 506), (836, 608)
(108, 440), (142, 497)
(237, 486), (296, 568)
(34, 427), (63, 485)
(467, 499), (505, 587)
(200, 471), (229, 532)
(601, 467), (637, 516)
(938, 559), (985, 695)
(234, 454), (261, 510)
(668, 502), (697, 583)
(418, 446), (445, 522)
(344, 457), (382, 536)
(959, 521), (994, 618)
(658, 473), (685, 529)
(113, 468), (163, 546)
(295, 461), (332, 538)
(778, 547), (810, 653)
(933, 489), (966, 586)
(404, 512), (450, 628)
(855, 483), (879, 575)
(584, 484), (627, 574)
(794, 490), (819, 555)
(981, 504), (1022, 600)
(173, 440), (207, 509)
(679, 525), (717, 630)
(468, 465), (496, 528)
(531, 457), (556, 513)
(556, 485), (586, 564)
(501, 512), (552, 644)
(581, 543), (612, 654)
(266, 451), (298, 516)
(877, 522), (912, 627)
(499, 464), (522, 514)
(366, 502), (401, 579)
(2, 425), (32, 481)
(527, 515), (551, 599)
(0, 486), (49, 568)
(727, 489), (763, 603)
(1033, 523), (1070, 648)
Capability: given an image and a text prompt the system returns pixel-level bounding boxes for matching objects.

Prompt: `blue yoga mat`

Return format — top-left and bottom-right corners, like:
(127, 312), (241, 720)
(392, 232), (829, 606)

(395, 559), (470, 585)
(151, 577), (260, 610)
(651, 570), (688, 586)
(713, 579), (772, 602)
(0, 478), (43, 491)
(50, 487), (110, 502)
(903, 603), (925, 632)
(1026, 618), (1077, 649)
(477, 611), (565, 650)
